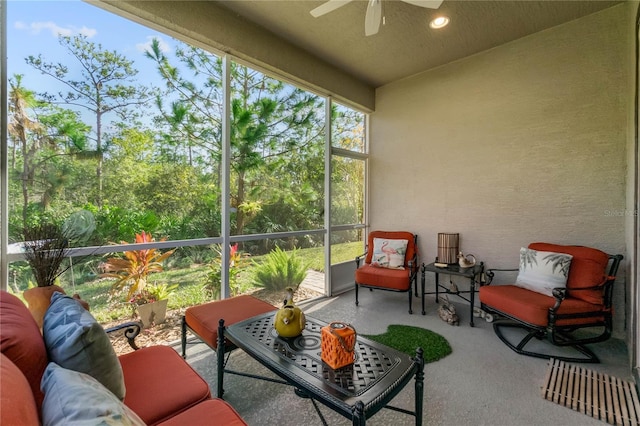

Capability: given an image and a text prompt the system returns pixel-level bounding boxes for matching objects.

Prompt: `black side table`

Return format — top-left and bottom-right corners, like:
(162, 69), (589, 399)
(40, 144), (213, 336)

(422, 261), (484, 326)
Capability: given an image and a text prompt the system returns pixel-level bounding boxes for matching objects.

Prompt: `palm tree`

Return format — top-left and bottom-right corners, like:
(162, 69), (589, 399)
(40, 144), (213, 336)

(8, 75), (42, 225)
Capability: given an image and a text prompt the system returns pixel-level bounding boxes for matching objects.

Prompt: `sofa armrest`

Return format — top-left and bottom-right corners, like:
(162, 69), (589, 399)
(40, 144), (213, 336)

(104, 321), (142, 351)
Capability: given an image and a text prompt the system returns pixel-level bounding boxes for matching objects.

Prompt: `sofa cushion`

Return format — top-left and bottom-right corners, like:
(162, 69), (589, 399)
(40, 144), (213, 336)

(43, 291), (126, 400)
(157, 399), (247, 426)
(185, 295), (276, 350)
(119, 345), (211, 425)
(1, 353), (40, 426)
(529, 242), (610, 305)
(0, 291), (49, 412)
(515, 247), (572, 297)
(371, 238), (408, 269)
(41, 362), (145, 426)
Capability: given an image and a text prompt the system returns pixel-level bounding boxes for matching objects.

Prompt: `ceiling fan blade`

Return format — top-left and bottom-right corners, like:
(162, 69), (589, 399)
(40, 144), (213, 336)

(364, 0), (382, 36)
(400, 0), (443, 9)
(310, 0), (353, 18)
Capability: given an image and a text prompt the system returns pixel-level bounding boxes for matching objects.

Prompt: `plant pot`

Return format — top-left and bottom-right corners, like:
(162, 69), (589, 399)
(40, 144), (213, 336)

(136, 299), (168, 328)
(23, 285), (65, 329)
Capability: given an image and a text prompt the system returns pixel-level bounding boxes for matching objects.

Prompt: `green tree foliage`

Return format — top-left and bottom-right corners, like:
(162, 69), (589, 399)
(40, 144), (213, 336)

(146, 40), (326, 241)
(8, 74), (92, 230)
(26, 34), (156, 207)
(8, 29), (365, 278)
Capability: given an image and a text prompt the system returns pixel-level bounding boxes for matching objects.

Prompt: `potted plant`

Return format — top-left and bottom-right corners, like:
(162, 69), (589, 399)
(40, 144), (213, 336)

(130, 282), (178, 327)
(100, 231), (176, 327)
(20, 222), (69, 328)
(19, 211), (96, 327)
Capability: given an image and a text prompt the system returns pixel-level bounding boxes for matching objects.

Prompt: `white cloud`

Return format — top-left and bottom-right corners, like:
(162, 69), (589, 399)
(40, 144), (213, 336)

(136, 36), (171, 54)
(14, 21), (97, 38)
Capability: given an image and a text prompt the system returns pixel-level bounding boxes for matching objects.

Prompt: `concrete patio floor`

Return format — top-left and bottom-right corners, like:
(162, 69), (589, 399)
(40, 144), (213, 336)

(178, 289), (631, 426)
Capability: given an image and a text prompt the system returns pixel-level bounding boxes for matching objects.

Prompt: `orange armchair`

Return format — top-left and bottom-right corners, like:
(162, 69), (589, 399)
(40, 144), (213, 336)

(479, 242), (623, 363)
(355, 231), (419, 314)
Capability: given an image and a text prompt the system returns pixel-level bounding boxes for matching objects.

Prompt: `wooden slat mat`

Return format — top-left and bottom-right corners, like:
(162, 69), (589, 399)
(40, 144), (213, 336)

(542, 358), (640, 425)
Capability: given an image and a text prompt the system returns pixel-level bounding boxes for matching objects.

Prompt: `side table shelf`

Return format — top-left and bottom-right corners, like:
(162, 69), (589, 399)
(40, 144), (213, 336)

(421, 261), (484, 326)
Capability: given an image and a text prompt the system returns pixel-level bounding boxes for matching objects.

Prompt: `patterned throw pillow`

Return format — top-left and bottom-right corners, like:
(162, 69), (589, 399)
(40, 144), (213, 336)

(41, 362), (145, 426)
(371, 238), (408, 269)
(43, 292), (126, 400)
(515, 247), (573, 297)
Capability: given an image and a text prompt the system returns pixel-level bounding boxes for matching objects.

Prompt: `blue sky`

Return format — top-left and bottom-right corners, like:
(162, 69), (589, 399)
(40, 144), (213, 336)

(7, 0), (176, 94)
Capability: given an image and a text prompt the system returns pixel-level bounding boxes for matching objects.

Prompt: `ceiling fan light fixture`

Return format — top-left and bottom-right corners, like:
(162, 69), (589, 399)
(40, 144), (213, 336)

(429, 15), (449, 29)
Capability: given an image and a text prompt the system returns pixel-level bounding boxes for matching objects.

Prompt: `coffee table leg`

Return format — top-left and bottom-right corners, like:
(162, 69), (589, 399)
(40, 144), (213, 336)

(421, 265), (426, 315)
(414, 347), (425, 426)
(217, 319), (226, 398)
(469, 276), (475, 327)
(352, 400), (365, 426)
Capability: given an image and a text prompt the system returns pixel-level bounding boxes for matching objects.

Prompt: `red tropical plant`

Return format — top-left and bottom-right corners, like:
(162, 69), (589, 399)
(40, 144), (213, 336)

(101, 231), (175, 301)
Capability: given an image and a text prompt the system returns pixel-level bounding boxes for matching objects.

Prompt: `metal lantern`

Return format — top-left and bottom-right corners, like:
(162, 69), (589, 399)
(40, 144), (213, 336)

(437, 233), (459, 264)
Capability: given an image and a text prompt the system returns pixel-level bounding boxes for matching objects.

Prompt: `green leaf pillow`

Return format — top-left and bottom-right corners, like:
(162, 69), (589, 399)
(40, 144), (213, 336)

(515, 247), (573, 297)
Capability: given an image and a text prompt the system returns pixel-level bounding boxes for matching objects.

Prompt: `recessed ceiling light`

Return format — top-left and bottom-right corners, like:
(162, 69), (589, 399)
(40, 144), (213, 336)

(430, 16), (450, 29)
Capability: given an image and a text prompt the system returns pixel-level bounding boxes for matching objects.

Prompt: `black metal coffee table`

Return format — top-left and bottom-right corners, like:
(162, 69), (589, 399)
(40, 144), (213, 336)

(216, 311), (424, 426)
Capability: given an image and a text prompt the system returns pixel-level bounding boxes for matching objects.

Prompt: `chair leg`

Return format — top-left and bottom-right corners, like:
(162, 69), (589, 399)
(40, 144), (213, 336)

(492, 319), (599, 363)
(408, 289), (413, 315)
(181, 316), (188, 359)
(355, 283), (359, 306)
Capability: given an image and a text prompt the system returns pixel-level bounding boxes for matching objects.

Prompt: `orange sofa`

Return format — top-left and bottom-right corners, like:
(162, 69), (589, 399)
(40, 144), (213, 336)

(0, 291), (246, 425)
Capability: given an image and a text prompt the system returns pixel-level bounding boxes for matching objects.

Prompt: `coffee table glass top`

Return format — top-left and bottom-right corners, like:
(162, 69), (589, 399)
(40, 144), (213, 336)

(224, 311), (417, 411)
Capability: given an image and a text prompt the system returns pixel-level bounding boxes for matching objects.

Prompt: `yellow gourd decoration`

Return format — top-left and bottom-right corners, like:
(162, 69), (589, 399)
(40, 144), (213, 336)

(274, 287), (306, 338)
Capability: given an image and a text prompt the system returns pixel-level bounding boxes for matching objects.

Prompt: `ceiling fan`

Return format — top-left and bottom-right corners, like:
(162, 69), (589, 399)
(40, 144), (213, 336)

(310, 0), (444, 36)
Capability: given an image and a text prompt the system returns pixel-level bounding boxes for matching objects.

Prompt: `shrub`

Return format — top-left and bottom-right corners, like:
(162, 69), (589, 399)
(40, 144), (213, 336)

(100, 231), (175, 300)
(252, 247), (308, 292)
(202, 244), (247, 298)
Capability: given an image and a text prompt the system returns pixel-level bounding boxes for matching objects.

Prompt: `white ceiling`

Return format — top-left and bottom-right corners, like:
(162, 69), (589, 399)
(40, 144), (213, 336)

(217, 0), (622, 88)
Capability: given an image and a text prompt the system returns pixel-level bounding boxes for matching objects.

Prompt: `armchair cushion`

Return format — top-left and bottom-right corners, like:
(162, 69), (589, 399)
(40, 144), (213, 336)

(515, 247), (572, 297)
(529, 242), (610, 305)
(355, 265), (413, 291)
(371, 237), (408, 269)
(43, 292), (126, 400)
(41, 362), (145, 426)
(479, 284), (605, 327)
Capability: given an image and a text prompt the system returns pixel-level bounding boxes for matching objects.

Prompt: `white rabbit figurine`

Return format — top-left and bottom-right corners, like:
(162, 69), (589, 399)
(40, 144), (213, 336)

(457, 251), (476, 268)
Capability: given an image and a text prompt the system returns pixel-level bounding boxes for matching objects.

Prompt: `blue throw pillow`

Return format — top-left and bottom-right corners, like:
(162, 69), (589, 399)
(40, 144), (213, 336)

(41, 362), (145, 426)
(43, 292), (125, 400)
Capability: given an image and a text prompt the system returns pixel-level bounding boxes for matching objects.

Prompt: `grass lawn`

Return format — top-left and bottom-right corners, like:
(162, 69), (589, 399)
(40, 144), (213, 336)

(64, 241), (362, 323)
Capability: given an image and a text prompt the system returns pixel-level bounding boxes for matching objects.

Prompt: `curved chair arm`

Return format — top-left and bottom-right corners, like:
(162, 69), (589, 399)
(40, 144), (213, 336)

(551, 287), (567, 310)
(355, 250), (368, 268)
(484, 268), (518, 285)
(408, 251), (419, 271)
(105, 321), (143, 351)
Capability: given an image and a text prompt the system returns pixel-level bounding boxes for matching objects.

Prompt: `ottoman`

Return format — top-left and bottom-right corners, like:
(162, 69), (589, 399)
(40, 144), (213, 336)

(181, 295), (277, 357)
